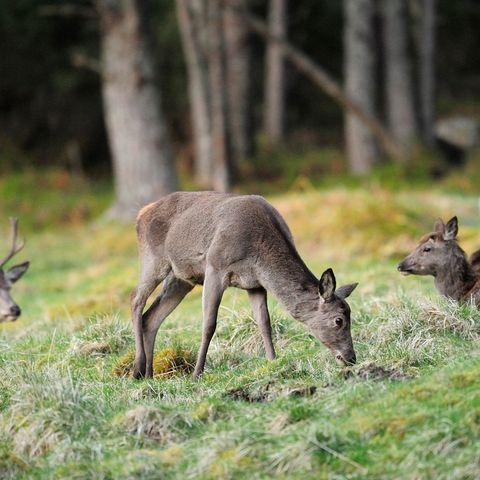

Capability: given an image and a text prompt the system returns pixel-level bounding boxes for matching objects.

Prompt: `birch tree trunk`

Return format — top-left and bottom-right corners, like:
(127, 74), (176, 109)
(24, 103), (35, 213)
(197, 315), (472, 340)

(264, 0), (286, 145)
(343, 0), (377, 174)
(176, 0), (213, 186)
(382, 0), (417, 153)
(97, 0), (178, 219)
(224, 0), (253, 165)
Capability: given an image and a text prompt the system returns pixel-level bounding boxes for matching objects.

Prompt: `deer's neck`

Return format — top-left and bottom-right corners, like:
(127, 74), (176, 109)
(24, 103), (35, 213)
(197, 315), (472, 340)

(435, 252), (478, 300)
(258, 246), (320, 322)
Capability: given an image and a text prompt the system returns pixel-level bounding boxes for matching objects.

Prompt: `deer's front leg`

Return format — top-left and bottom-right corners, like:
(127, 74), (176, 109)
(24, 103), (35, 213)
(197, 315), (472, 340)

(248, 288), (276, 360)
(142, 275), (193, 378)
(193, 266), (225, 379)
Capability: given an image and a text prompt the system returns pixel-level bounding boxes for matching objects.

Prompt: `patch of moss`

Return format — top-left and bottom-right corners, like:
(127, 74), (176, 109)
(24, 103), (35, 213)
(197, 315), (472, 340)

(113, 347), (195, 378)
(151, 347), (195, 378)
(113, 351), (135, 378)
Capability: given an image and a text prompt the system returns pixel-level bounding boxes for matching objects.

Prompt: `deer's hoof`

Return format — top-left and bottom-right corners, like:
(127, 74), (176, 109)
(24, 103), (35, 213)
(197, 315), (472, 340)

(132, 360), (146, 379)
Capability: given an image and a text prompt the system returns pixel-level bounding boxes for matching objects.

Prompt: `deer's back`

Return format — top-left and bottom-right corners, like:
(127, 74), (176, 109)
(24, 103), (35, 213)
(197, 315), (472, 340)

(137, 191), (296, 286)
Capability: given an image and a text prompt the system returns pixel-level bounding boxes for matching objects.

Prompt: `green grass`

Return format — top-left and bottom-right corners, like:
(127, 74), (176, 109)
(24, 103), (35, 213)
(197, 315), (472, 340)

(1, 171), (480, 479)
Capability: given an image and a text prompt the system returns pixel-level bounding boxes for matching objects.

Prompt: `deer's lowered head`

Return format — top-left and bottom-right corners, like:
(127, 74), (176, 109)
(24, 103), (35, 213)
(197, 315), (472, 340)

(303, 268), (358, 366)
(397, 216), (478, 301)
(0, 218), (29, 322)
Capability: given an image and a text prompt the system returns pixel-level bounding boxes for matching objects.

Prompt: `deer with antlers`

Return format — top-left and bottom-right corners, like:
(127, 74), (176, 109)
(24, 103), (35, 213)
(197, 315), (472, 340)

(0, 218), (29, 322)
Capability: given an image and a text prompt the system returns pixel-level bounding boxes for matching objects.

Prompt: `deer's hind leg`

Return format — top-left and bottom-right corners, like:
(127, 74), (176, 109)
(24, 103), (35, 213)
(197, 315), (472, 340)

(193, 265), (225, 379)
(142, 273), (193, 377)
(131, 252), (171, 379)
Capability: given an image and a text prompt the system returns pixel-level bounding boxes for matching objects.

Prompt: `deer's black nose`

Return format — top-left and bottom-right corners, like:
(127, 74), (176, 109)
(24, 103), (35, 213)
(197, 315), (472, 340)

(10, 305), (21, 317)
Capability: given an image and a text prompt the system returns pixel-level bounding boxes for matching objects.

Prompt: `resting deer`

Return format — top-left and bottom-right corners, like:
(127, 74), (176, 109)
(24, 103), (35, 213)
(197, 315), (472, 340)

(131, 192), (358, 379)
(0, 218), (29, 321)
(397, 216), (480, 304)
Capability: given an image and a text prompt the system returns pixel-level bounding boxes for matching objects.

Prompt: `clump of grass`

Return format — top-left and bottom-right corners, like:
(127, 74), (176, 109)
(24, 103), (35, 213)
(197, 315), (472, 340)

(113, 347), (195, 378)
(1, 366), (102, 461)
(420, 298), (480, 339)
(0, 443), (28, 480)
(189, 434), (258, 479)
(69, 314), (132, 357)
(116, 406), (179, 443)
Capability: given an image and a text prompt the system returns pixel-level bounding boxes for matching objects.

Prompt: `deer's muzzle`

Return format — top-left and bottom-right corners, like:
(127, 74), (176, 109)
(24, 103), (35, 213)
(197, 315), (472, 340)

(335, 350), (356, 366)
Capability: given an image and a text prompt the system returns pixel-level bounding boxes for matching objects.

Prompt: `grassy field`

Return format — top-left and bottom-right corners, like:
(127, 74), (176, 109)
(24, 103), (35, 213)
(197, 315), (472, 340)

(0, 171), (479, 479)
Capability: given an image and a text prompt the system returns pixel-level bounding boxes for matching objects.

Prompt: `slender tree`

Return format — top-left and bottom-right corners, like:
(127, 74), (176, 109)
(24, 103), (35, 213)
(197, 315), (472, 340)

(176, 0), (212, 186)
(264, 0), (287, 145)
(96, 0), (178, 219)
(343, 0), (377, 174)
(224, 0), (253, 165)
(418, 0), (436, 147)
(207, 0), (232, 191)
(382, 0), (417, 153)
(177, 0), (233, 191)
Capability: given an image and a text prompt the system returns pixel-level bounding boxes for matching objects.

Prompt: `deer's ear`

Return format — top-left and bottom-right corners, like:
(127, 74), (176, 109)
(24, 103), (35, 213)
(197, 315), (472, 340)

(434, 218), (445, 235)
(6, 261), (29, 283)
(319, 268), (336, 301)
(336, 283), (358, 300)
(444, 216), (458, 240)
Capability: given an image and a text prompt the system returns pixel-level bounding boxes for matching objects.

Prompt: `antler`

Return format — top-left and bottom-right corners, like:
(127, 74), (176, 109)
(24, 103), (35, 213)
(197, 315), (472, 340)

(0, 218), (25, 268)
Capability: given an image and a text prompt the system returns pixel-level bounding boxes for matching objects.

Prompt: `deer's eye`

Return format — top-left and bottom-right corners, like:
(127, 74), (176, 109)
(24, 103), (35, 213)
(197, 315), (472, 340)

(335, 318), (343, 328)
(423, 246), (432, 253)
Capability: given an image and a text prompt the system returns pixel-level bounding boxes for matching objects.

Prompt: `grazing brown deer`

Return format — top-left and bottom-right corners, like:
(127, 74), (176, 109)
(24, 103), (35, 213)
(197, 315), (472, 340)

(131, 192), (358, 379)
(0, 218), (29, 321)
(397, 216), (480, 304)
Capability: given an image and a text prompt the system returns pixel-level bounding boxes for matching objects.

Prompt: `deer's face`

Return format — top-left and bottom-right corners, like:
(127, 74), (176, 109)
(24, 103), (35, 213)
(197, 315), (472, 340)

(0, 263), (29, 322)
(306, 269), (358, 366)
(398, 217), (459, 277)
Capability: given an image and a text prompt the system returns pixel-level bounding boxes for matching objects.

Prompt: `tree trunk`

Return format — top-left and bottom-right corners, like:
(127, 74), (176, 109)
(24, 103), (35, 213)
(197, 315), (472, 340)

(382, 0), (417, 153)
(176, 0), (213, 186)
(224, 0), (253, 164)
(419, 0), (436, 147)
(97, 0), (178, 219)
(264, 0), (286, 145)
(208, 0), (232, 192)
(344, 0), (377, 174)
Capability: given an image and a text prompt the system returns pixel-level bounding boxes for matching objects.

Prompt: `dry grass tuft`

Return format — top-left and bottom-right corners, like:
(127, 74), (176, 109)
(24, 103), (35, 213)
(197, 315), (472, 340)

(70, 340), (110, 356)
(69, 314), (132, 357)
(117, 406), (177, 443)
